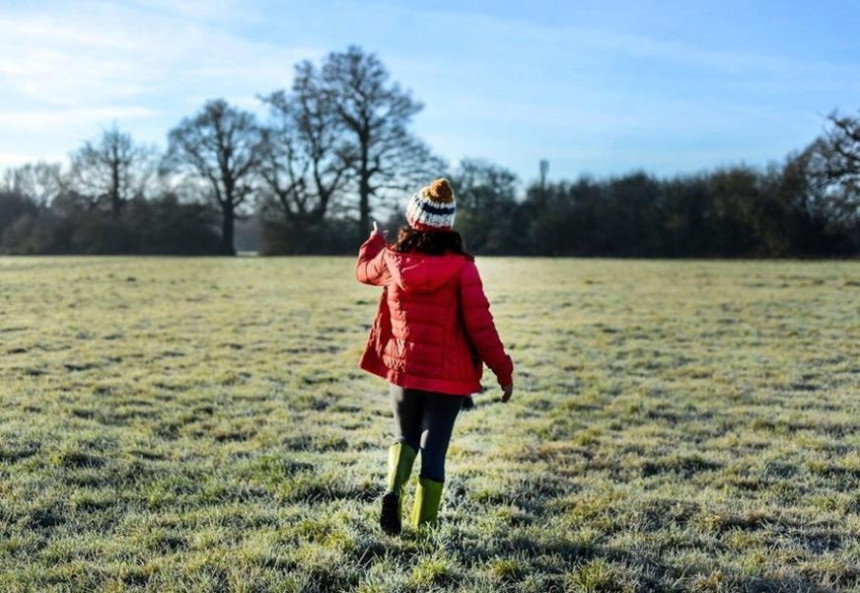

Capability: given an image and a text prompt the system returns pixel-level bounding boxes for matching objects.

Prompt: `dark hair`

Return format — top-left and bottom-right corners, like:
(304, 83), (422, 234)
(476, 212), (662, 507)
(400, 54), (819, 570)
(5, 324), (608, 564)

(392, 225), (468, 256)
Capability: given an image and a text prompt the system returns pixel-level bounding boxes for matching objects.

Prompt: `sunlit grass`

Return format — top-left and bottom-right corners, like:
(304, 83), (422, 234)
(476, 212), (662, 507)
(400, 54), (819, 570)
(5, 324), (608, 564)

(1, 256), (859, 592)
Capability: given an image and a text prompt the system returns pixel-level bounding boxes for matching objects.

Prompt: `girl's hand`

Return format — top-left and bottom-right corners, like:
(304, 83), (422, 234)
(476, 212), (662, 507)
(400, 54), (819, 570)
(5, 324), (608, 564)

(371, 220), (388, 239)
(501, 382), (514, 403)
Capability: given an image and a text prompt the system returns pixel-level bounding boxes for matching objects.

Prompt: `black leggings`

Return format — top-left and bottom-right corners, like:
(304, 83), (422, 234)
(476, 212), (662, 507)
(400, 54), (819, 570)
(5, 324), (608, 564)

(389, 385), (464, 482)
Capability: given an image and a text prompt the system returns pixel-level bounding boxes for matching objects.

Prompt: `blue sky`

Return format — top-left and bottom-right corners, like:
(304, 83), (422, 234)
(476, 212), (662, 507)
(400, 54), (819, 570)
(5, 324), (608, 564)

(1, 0), (859, 185)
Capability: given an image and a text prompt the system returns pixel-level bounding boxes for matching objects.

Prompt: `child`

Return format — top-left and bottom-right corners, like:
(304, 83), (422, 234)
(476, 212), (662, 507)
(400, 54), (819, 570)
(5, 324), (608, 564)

(355, 178), (514, 535)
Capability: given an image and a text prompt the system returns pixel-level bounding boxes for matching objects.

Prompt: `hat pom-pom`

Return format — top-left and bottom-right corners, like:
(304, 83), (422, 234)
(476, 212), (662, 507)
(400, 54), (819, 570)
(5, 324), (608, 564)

(427, 178), (454, 204)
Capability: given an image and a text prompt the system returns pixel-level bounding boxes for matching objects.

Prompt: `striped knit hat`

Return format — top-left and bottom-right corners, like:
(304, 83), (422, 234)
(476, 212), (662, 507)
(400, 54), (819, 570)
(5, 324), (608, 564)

(405, 178), (456, 231)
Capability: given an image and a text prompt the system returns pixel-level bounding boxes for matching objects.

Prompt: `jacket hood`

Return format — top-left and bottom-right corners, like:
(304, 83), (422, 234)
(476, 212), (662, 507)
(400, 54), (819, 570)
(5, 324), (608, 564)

(383, 249), (467, 293)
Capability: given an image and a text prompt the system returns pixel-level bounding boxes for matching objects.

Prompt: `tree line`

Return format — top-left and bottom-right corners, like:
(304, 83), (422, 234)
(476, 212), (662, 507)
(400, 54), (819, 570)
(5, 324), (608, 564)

(1, 45), (858, 257)
(450, 141), (859, 257)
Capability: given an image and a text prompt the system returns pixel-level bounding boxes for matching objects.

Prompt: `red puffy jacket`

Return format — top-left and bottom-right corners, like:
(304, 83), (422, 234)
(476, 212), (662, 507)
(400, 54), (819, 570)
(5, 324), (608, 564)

(356, 232), (513, 396)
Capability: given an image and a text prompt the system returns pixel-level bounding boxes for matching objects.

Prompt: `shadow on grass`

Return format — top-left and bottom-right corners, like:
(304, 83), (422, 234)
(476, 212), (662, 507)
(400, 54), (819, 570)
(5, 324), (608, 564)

(432, 474), (852, 592)
(411, 530), (848, 593)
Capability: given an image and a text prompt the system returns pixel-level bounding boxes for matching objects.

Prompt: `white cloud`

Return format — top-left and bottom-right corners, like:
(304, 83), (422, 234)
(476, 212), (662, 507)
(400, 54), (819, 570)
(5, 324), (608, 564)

(126, 0), (264, 25)
(0, 107), (158, 131)
(0, 152), (66, 169)
(0, 2), (316, 108)
(0, 1), (321, 171)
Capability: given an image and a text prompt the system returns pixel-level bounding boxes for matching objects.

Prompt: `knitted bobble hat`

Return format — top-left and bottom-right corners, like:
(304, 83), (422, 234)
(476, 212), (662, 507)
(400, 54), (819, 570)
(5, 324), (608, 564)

(405, 178), (456, 231)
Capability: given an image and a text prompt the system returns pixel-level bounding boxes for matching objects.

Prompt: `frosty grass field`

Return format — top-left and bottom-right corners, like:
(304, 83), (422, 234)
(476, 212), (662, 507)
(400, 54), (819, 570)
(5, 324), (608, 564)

(1, 256), (859, 592)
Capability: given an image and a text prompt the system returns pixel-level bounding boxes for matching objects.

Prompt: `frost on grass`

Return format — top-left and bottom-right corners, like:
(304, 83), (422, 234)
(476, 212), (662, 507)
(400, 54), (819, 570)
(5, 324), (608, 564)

(0, 256), (858, 592)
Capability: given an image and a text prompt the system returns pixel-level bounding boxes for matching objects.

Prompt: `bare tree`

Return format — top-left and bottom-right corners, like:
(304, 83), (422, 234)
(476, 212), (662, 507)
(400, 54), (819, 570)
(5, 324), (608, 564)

(259, 61), (351, 227)
(68, 125), (157, 216)
(300, 46), (444, 240)
(165, 99), (264, 255)
(802, 111), (860, 222)
(822, 111), (860, 211)
(2, 161), (63, 207)
(825, 110), (860, 173)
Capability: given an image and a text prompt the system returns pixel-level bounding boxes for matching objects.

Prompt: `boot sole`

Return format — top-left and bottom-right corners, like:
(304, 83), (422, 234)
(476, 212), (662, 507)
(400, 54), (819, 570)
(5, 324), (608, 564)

(380, 492), (401, 535)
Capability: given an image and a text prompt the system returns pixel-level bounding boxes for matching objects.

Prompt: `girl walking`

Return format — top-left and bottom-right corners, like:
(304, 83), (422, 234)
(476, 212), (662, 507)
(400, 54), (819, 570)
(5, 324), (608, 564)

(356, 178), (514, 535)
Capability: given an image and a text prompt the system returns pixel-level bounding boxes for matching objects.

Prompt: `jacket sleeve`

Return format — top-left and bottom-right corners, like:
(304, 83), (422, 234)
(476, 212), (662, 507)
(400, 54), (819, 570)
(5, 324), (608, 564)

(458, 260), (514, 387)
(355, 232), (390, 286)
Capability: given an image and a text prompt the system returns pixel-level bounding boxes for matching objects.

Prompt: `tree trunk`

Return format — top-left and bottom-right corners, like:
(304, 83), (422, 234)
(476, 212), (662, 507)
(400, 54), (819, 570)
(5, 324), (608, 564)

(111, 158), (121, 217)
(358, 143), (370, 243)
(221, 205), (236, 255)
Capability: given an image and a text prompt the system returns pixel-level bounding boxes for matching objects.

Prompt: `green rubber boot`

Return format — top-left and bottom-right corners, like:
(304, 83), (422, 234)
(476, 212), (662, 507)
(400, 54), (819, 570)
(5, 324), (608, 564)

(410, 477), (444, 529)
(380, 442), (417, 535)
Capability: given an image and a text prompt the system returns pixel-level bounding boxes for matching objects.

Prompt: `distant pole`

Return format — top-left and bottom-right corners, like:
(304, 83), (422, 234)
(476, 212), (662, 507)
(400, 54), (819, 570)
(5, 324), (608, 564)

(539, 159), (549, 190)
